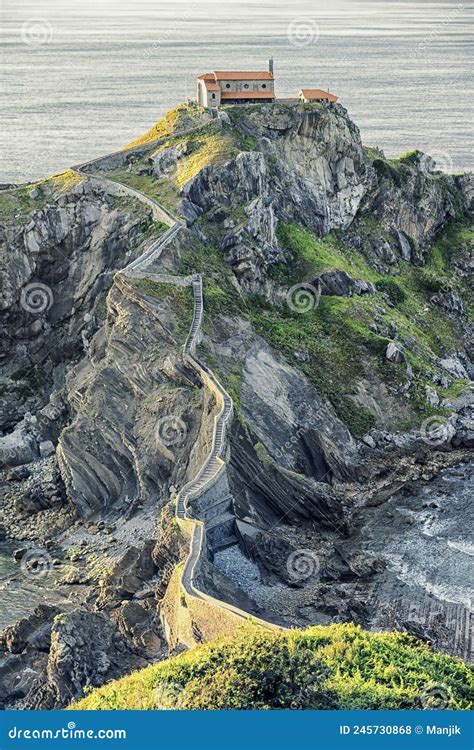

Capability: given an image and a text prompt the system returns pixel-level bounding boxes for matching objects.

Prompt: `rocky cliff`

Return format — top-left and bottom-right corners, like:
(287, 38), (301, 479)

(0, 101), (472, 708)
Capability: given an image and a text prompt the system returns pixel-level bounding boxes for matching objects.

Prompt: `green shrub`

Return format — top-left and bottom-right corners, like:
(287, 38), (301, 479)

(414, 268), (449, 295)
(376, 278), (407, 304)
(72, 623), (473, 711)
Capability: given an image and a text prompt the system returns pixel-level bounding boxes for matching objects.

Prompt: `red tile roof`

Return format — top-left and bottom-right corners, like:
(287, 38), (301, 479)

(204, 82), (221, 91)
(220, 90), (275, 100)
(214, 71), (274, 81)
(299, 88), (338, 102)
(197, 73), (215, 80)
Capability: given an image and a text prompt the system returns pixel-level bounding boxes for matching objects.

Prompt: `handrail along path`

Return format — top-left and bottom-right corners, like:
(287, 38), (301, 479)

(72, 141), (282, 633)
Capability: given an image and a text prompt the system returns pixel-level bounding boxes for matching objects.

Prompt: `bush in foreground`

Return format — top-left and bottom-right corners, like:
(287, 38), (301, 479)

(72, 623), (473, 711)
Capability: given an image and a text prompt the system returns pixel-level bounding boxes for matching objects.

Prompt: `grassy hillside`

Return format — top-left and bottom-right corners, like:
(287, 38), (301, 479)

(123, 102), (205, 149)
(175, 215), (472, 435)
(72, 623), (473, 710)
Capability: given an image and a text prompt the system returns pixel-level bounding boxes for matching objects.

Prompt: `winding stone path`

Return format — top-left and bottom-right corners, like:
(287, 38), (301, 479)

(73, 151), (280, 631)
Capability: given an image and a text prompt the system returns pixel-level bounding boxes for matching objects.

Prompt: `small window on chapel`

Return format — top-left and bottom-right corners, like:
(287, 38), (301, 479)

(262, 84), (267, 89)
(244, 84), (249, 89)
(226, 83), (230, 89)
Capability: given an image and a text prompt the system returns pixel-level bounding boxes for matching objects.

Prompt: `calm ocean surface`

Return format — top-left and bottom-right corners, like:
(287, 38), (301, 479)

(1, 0), (473, 182)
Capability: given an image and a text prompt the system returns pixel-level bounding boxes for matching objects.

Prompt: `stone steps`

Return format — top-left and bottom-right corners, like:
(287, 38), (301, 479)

(72, 159), (281, 631)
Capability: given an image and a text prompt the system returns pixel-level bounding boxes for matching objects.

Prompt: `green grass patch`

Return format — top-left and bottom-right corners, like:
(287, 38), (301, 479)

(428, 220), (473, 272)
(123, 102), (205, 150)
(272, 222), (379, 286)
(176, 218), (470, 434)
(72, 622), (473, 710)
(375, 278), (406, 305)
(175, 131), (237, 188)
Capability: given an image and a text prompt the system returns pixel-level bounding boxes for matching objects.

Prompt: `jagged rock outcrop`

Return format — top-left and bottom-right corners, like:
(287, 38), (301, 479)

(0, 605), (59, 708)
(23, 609), (147, 709)
(315, 269), (375, 297)
(0, 177), (151, 435)
(56, 277), (205, 517)
(351, 153), (473, 268)
(180, 105), (373, 292)
(229, 420), (347, 529)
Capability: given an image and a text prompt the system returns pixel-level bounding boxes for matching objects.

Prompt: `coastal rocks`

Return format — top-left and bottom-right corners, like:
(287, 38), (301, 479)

(363, 153), (468, 258)
(393, 226), (412, 261)
(23, 610), (147, 709)
(112, 601), (162, 653)
(0, 429), (38, 468)
(234, 103), (373, 231)
(96, 541), (158, 608)
(236, 338), (359, 481)
(7, 457), (66, 515)
(439, 357), (469, 379)
(180, 106), (374, 292)
(39, 440), (55, 459)
(430, 291), (464, 316)
(1, 604), (58, 655)
(0, 605), (59, 707)
(149, 142), (188, 179)
(229, 420), (347, 529)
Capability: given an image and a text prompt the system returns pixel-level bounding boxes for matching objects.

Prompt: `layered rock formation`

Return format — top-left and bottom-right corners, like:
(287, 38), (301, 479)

(1, 101), (472, 708)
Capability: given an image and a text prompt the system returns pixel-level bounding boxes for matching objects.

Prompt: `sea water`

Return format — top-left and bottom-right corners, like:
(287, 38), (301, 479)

(1, 0), (472, 182)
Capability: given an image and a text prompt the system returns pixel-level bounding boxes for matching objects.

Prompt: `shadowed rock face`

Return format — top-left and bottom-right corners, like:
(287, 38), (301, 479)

(57, 279), (205, 517)
(0, 179), (150, 440)
(22, 609), (147, 710)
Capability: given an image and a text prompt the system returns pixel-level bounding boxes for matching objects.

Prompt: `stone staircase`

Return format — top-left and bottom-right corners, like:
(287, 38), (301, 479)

(71, 152), (281, 632)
